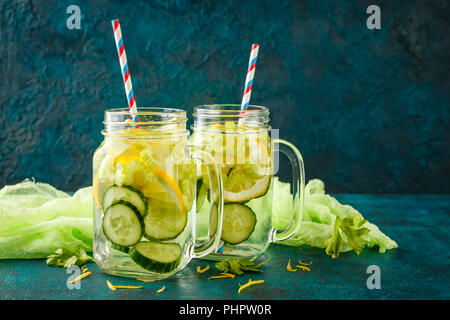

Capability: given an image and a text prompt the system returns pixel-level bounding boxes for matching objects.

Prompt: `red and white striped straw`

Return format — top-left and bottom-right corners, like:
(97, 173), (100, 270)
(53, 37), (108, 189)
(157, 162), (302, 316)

(111, 19), (139, 122)
(240, 43), (259, 113)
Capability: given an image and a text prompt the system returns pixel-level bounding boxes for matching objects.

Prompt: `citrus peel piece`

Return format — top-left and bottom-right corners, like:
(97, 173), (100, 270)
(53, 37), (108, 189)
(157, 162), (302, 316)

(106, 280), (142, 290)
(254, 258), (270, 268)
(156, 285), (165, 293)
(197, 265), (210, 274)
(70, 271), (92, 284)
(208, 275), (233, 280)
(298, 258), (313, 266)
(238, 279), (264, 294)
(136, 278), (156, 282)
(286, 259), (297, 272)
(296, 265), (311, 272)
(106, 280), (117, 291)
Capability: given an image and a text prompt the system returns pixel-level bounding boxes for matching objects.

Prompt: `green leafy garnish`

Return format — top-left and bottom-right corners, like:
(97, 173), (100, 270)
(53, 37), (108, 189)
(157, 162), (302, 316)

(325, 216), (370, 258)
(46, 248), (93, 268)
(215, 258), (261, 275)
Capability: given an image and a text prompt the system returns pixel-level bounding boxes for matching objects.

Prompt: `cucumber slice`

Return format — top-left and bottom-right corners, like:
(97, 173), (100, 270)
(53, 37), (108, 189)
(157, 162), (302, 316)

(221, 203), (257, 245)
(143, 198), (187, 240)
(102, 185), (147, 216)
(111, 244), (130, 253)
(196, 178), (208, 212)
(102, 201), (143, 247)
(130, 241), (181, 273)
(209, 203), (219, 237)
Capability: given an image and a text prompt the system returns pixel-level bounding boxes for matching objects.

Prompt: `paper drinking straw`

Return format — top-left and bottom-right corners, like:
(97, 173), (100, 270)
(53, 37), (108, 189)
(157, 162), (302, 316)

(239, 44), (259, 125)
(111, 19), (139, 122)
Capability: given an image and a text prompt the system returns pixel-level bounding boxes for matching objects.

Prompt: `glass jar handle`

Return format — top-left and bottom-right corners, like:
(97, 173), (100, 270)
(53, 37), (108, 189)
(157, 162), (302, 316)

(272, 139), (305, 242)
(187, 145), (224, 258)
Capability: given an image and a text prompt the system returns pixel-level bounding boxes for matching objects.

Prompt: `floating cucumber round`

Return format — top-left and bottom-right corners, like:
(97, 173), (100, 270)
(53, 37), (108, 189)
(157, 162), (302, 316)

(196, 178), (208, 212)
(143, 198), (187, 241)
(220, 203), (257, 245)
(102, 185), (147, 216)
(102, 201), (143, 247)
(111, 244), (130, 253)
(209, 202), (219, 237)
(130, 241), (181, 273)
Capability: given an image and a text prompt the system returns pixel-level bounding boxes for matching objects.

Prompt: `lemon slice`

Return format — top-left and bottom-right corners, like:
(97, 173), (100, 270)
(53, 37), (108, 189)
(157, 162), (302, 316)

(113, 148), (185, 216)
(222, 134), (271, 203)
(93, 172), (104, 210)
(151, 167), (186, 215)
(223, 169), (271, 203)
(113, 145), (143, 166)
(193, 127), (272, 203)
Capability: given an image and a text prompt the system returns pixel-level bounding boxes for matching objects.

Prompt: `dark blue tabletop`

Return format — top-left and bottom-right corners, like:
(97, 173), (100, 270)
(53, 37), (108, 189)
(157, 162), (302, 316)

(0, 194), (449, 300)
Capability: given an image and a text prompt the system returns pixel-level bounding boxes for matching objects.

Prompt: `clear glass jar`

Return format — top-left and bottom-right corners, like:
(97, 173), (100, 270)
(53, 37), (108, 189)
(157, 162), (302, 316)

(191, 104), (305, 261)
(93, 108), (224, 279)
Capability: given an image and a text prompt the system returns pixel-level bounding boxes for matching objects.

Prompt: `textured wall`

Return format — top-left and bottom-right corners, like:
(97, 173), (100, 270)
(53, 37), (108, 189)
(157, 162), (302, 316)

(0, 0), (449, 193)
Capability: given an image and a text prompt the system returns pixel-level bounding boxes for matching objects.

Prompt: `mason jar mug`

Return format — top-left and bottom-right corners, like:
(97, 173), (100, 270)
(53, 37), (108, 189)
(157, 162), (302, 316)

(93, 108), (224, 279)
(191, 104), (305, 260)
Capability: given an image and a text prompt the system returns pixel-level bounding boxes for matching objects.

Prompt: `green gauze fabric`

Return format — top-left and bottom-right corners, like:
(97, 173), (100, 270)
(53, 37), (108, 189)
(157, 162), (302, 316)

(0, 179), (93, 259)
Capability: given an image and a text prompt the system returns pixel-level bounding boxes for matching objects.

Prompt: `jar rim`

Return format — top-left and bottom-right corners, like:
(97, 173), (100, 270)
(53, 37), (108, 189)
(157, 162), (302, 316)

(192, 104), (270, 132)
(105, 107), (186, 117)
(103, 107), (188, 137)
(101, 129), (189, 138)
(193, 104), (269, 118)
(104, 107), (187, 125)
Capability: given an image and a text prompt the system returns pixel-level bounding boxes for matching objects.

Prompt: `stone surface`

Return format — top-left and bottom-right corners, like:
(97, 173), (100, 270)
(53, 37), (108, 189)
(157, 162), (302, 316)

(0, 1), (449, 193)
(0, 194), (449, 300)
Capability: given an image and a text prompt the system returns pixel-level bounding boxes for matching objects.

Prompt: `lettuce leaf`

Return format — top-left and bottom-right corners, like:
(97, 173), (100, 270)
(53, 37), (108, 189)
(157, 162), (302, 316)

(275, 178), (398, 257)
(46, 248), (93, 268)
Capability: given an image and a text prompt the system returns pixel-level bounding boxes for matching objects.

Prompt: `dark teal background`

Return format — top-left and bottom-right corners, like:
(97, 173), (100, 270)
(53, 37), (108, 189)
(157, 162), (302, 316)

(0, 0), (449, 193)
